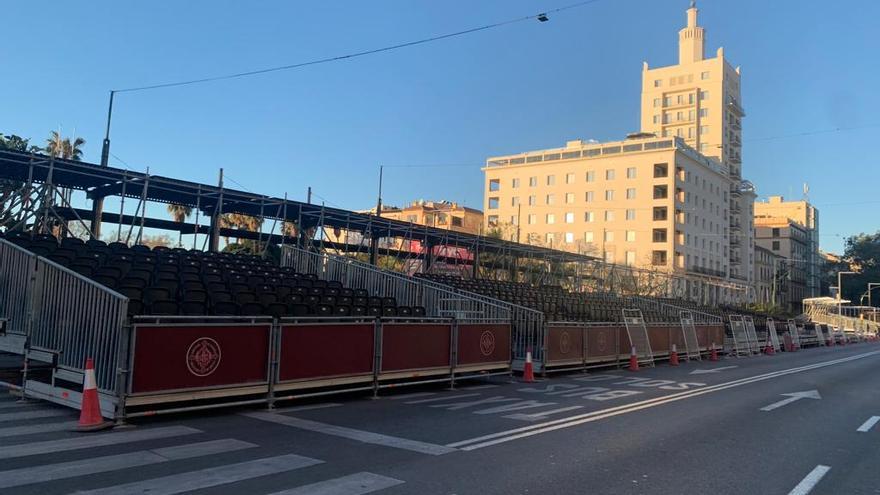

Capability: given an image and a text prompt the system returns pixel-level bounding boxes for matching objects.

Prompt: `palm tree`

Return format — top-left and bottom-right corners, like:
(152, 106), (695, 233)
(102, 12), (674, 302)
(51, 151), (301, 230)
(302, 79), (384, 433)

(44, 131), (85, 161)
(167, 204), (193, 247)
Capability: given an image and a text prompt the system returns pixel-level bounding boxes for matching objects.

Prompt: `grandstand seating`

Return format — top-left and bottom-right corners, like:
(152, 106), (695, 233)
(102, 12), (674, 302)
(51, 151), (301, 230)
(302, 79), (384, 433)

(1, 231), (425, 319)
(417, 273), (671, 323)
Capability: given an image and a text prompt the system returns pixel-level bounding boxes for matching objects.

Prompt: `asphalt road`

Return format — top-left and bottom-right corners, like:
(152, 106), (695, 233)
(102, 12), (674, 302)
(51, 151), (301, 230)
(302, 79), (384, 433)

(2, 342), (879, 494)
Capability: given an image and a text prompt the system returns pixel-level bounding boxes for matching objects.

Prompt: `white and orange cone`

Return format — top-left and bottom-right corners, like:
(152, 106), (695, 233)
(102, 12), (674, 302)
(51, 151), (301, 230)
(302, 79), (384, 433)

(628, 346), (639, 371)
(76, 358), (113, 432)
(522, 348), (535, 383)
(669, 344), (679, 366)
(709, 342), (719, 362)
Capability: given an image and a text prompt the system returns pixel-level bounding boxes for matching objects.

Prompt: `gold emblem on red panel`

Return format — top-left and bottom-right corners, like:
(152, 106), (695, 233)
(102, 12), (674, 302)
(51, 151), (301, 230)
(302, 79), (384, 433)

(479, 331), (496, 356)
(559, 330), (572, 354)
(186, 337), (222, 377)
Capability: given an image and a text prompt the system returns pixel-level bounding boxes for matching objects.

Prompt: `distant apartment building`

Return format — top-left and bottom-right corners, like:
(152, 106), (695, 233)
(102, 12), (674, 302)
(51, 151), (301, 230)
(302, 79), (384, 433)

(754, 195), (820, 298)
(753, 245), (783, 307)
(755, 217), (809, 311)
(483, 2), (754, 304)
(365, 200), (483, 235)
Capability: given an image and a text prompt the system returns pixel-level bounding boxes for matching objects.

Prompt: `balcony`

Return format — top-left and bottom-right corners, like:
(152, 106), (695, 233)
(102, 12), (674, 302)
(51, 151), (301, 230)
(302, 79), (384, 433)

(690, 266), (727, 278)
(726, 97), (746, 117)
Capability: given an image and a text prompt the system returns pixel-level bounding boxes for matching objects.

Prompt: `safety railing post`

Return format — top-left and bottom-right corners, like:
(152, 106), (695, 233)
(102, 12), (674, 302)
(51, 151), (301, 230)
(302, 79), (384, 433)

(114, 320), (133, 425)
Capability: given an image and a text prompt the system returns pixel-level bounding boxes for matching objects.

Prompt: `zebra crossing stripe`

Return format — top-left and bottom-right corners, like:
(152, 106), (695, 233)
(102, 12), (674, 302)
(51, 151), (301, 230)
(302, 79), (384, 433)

(0, 408), (71, 423)
(0, 439), (256, 489)
(0, 420), (77, 438)
(0, 425), (201, 460)
(267, 471), (404, 495)
(71, 453), (324, 495)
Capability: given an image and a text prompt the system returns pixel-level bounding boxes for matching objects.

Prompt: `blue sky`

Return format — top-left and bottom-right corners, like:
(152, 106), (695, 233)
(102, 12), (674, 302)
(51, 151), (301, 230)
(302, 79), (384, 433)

(3, 0), (878, 253)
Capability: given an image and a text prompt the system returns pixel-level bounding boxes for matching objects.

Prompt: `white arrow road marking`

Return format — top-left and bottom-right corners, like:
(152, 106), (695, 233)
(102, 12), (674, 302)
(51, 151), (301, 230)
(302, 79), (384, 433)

(857, 416), (880, 432)
(788, 465), (830, 495)
(760, 390), (821, 412)
(689, 366), (738, 375)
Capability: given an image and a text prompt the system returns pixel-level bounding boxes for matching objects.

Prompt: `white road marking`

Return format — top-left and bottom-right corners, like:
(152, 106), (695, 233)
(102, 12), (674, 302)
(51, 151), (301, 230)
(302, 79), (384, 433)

(0, 439), (255, 489)
(474, 400), (558, 415)
(267, 472), (405, 495)
(0, 425), (201, 460)
(428, 396), (518, 411)
(760, 390), (821, 412)
(242, 412), (455, 455)
(72, 453), (323, 495)
(505, 406), (584, 422)
(389, 392), (436, 400)
(689, 366), (738, 375)
(0, 420), (77, 438)
(448, 350), (880, 450)
(856, 416), (880, 432)
(404, 393), (480, 404)
(788, 465), (831, 495)
(0, 408), (70, 423)
(273, 403), (343, 413)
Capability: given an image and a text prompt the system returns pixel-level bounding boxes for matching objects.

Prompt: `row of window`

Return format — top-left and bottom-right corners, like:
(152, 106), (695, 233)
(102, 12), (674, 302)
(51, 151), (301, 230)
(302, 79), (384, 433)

(652, 71), (710, 88)
(651, 90), (709, 108)
(486, 142), (674, 167)
(652, 108), (709, 125)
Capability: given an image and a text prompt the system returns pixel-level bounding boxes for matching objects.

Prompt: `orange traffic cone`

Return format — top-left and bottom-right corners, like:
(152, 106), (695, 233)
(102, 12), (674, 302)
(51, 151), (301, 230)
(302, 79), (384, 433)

(76, 358), (113, 432)
(710, 342), (719, 362)
(669, 344), (679, 366)
(628, 346), (639, 372)
(522, 348), (535, 383)
(765, 341), (775, 355)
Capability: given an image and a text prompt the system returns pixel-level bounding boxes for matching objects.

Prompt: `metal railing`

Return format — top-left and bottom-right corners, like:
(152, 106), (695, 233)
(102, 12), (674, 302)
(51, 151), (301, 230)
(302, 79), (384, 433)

(0, 237), (128, 393)
(628, 295), (723, 325)
(281, 246), (545, 362)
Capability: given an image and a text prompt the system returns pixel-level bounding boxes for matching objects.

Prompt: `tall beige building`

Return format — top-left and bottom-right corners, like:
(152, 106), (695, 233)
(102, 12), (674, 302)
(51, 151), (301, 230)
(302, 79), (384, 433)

(640, 1), (754, 286)
(482, 2), (755, 304)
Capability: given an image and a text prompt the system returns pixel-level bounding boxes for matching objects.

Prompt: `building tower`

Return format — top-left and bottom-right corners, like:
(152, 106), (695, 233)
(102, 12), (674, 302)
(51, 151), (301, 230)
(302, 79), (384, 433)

(639, 1), (754, 287)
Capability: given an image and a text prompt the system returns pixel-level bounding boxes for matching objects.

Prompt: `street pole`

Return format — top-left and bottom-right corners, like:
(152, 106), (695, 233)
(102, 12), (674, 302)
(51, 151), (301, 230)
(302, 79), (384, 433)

(369, 165), (383, 266)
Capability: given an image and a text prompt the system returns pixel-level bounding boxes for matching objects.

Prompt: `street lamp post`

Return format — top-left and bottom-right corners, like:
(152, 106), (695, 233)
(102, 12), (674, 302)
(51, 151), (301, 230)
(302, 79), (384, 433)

(838, 271), (856, 331)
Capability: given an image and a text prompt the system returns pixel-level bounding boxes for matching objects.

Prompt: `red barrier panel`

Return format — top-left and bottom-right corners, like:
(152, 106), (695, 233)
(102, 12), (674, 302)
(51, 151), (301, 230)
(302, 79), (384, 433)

(279, 323), (374, 381)
(587, 325), (620, 361)
(669, 325), (686, 350)
(457, 323), (511, 366)
(695, 325), (725, 348)
(130, 324), (270, 394)
(546, 326), (584, 364)
(647, 326), (671, 353)
(381, 323), (451, 372)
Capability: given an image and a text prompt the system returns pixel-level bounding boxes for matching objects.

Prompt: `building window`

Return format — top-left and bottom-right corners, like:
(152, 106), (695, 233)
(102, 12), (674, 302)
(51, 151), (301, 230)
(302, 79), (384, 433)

(489, 179), (500, 192)
(528, 195), (536, 206)
(772, 228), (780, 237)
(772, 240), (780, 251)
(701, 71), (710, 80)
(653, 98), (661, 107)
(605, 169), (615, 180)
(585, 211), (595, 222)
(605, 210), (615, 221)
(547, 175), (556, 186)
(654, 79), (662, 87)
(528, 214), (537, 225)
(487, 215), (498, 227)
(626, 209), (636, 221)
(585, 191), (595, 202)
(699, 125), (709, 135)
(699, 108), (708, 118)
(529, 176), (538, 187)
(652, 250), (668, 266)
(653, 206), (667, 221)
(626, 251), (636, 266)
(605, 230), (614, 242)
(565, 173), (575, 184)
(585, 231), (594, 242)
(605, 252), (615, 264)
(626, 167), (637, 179)
(653, 185), (668, 199)
(565, 232), (574, 243)
(565, 212), (575, 224)
(546, 194), (555, 205)
(626, 230), (636, 242)
(654, 163), (668, 178)
(586, 171), (596, 182)
(452, 217), (463, 227)
(605, 190), (614, 201)
(546, 233), (555, 244)
(653, 115), (660, 124)
(488, 197), (499, 209)
(699, 90), (709, 100)
(546, 214), (555, 224)
(512, 178), (520, 189)
(565, 193), (575, 204)
(626, 188), (636, 200)
(509, 215), (518, 225)
(511, 197), (520, 206)
(653, 228), (668, 243)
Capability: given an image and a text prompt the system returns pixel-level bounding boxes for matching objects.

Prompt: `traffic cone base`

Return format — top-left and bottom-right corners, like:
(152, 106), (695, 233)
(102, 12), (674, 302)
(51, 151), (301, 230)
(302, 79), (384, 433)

(669, 344), (679, 366)
(75, 358), (113, 433)
(628, 346), (639, 372)
(709, 343), (719, 362)
(522, 348), (535, 383)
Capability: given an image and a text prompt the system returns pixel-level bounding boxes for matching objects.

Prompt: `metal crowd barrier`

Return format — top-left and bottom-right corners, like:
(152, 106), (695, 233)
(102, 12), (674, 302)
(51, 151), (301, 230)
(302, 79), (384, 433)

(281, 245), (544, 368)
(0, 238), (35, 352)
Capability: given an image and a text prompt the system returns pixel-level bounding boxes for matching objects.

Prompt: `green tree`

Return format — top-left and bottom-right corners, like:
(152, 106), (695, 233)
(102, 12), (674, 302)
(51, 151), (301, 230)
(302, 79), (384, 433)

(835, 232), (880, 305)
(166, 204), (193, 247)
(0, 133), (39, 230)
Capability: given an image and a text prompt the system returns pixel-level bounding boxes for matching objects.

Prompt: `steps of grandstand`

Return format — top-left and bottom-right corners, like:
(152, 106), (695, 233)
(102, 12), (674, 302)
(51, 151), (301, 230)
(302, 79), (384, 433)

(1, 231), (425, 319)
